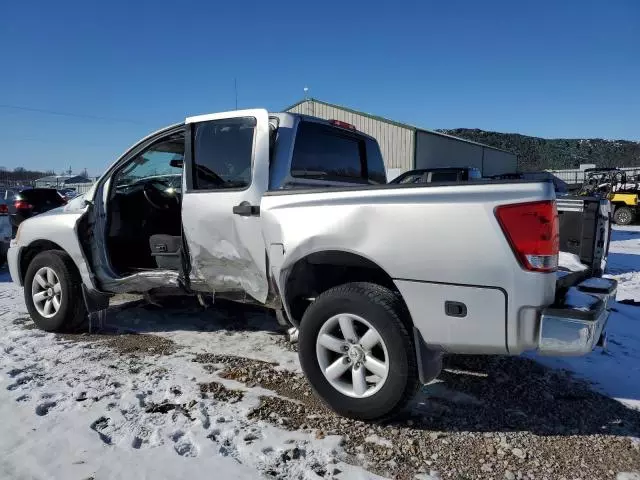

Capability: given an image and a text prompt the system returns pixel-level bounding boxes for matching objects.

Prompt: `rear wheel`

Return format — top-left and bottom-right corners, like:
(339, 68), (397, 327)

(298, 282), (419, 421)
(24, 251), (87, 332)
(614, 206), (634, 226)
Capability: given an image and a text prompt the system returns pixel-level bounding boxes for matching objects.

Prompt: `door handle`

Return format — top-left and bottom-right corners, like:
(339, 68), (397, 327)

(232, 202), (260, 217)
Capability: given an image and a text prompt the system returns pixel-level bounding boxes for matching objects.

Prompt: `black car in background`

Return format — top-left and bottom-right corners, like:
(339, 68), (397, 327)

(389, 167), (482, 184)
(9, 188), (67, 237)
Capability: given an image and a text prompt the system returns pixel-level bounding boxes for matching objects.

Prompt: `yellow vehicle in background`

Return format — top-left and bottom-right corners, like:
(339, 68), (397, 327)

(609, 192), (637, 225)
(580, 168), (639, 225)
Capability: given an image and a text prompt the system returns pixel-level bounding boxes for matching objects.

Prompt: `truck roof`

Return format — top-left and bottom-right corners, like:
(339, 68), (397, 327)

(153, 111), (375, 141)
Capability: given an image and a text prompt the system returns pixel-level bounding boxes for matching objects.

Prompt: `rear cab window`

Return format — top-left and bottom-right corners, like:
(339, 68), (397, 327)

(291, 121), (386, 185)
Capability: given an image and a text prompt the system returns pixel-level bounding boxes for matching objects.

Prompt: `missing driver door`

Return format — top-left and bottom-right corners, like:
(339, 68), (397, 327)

(181, 109), (270, 302)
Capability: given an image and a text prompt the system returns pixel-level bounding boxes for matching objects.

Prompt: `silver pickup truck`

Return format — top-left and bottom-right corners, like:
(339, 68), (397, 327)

(7, 109), (616, 420)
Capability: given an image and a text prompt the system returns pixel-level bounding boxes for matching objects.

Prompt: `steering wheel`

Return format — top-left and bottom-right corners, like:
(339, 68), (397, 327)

(143, 179), (179, 210)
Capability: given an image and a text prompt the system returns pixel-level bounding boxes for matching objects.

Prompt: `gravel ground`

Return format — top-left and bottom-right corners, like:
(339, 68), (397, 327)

(194, 353), (640, 480)
(59, 330), (177, 356)
(18, 296), (639, 480)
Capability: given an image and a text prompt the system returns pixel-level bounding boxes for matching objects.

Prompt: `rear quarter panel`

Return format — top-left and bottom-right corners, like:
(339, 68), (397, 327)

(261, 182), (557, 354)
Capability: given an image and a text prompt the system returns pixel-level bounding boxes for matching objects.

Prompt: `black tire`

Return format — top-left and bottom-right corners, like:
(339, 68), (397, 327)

(24, 250), (87, 332)
(298, 282), (419, 421)
(614, 206), (634, 226)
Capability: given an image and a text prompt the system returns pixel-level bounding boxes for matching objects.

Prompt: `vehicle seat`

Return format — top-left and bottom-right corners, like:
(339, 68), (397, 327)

(149, 234), (182, 270)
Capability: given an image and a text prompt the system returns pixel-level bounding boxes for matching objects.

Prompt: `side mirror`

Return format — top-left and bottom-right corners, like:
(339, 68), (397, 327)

(170, 159), (184, 168)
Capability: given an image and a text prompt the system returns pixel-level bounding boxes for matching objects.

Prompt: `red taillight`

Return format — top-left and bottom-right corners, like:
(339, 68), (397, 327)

(0, 204), (7, 215)
(329, 119), (356, 131)
(14, 200), (34, 210)
(495, 200), (559, 272)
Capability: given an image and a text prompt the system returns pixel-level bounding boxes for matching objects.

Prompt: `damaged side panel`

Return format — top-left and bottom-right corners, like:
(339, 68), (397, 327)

(98, 269), (183, 293)
(182, 217), (268, 300)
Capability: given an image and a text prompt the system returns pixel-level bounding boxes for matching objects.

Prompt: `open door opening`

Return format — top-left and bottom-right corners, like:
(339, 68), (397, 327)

(105, 130), (185, 276)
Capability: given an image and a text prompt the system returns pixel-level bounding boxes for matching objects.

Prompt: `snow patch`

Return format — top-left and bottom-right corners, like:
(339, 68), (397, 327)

(559, 251), (588, 272)
(0, 271), (376, 480)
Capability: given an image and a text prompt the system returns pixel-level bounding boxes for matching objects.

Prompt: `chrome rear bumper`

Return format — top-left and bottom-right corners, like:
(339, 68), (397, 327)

(538, 277), (617, 356)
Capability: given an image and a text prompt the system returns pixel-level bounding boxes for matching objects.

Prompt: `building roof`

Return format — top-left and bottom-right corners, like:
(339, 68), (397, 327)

(283, 98), (514, 155)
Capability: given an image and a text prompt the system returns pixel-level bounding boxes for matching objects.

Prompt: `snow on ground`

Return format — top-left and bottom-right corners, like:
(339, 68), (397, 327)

(606, 225), (640, 301)
(0, 276), (380, 480)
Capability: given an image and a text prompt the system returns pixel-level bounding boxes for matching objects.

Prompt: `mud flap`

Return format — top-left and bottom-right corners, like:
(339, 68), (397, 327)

(81, 285), (111, 313)
(413, 328), (443, 385)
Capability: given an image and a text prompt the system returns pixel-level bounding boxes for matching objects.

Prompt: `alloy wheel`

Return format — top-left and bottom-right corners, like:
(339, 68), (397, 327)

(31, 267), (62, 318)
(315, 313), (389, 398)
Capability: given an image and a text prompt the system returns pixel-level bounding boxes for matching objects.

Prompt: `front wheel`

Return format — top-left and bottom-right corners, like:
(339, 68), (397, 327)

(298, 282), (419, 421)
(24, 251), (87, 332)
(614, 206), (634, 226)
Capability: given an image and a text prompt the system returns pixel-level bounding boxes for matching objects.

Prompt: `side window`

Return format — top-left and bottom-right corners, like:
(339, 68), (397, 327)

(192, 117), (256, 190)
(291, 122), (368, 184)
(113, 132), (184, 189)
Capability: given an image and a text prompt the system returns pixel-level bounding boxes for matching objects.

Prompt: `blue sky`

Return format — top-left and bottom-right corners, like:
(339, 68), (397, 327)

(1, 0), (638, 174)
